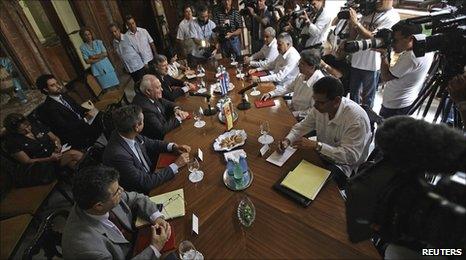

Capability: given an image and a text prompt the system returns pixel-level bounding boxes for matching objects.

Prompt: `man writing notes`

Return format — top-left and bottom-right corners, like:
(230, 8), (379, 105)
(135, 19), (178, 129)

(132, 75), (189, 140)
(62, 165), (170, 259)
(243, 27), (279, 69)
(261, 49), (324, 119)
(103, 105), (190, 194)
(278, 76), (371, 188)
(248, 32), (300, 89)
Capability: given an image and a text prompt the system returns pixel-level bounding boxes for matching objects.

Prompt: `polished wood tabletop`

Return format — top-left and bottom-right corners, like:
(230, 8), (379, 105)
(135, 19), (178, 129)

(150, 60), (379, 259)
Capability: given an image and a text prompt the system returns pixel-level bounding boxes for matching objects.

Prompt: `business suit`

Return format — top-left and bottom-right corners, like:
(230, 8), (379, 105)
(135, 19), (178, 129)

(154, 73), (186, 102)
(103, 132), (175, 194)
(62, 191), (159, 260)
(132, 93), (180, 140)
(37, 95), (101, 149)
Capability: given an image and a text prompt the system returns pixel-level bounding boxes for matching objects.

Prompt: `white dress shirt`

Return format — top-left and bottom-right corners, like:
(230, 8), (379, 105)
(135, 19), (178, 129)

(120, 135), (179, 174)
(126, 27), (155, 65)
(167, 62), (181, 78)
(286, 97), (371, 177)
(86, 209), (163, 258)
(250, 38), (279, 68)
(190, 19), (216, 58)
(269, 70), (325, 116)
(257, 46), (301, 87)
(301, 6), (333, 48)
(113, 34), (145, 73)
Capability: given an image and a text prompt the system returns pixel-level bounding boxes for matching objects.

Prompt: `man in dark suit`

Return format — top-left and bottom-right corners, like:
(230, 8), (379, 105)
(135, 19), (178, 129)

(35, 74), (103, 149)
(150, 54), (197, 101)
(103, 105), (190, 194)
(62, 165), (170, 259)
(132, 74), (189, 140)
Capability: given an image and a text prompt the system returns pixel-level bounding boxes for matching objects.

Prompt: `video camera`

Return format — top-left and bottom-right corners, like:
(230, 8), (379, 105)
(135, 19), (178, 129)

(344, 28), (393, 53)
(239, 0), (280, 16)
(338, 0), (378, 19)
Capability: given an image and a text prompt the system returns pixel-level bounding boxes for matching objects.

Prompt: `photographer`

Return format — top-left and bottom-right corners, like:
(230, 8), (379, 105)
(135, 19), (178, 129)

(376, 20), (434, 119)
(348, 0), (400, 108)
(346, 116), (466, 258)
(299, 0), (333, 52)
(246, 0), (276, 53)
(189, 5), (217, 66)
(277, 0), (301, 45)
(213, 0), (243, 58)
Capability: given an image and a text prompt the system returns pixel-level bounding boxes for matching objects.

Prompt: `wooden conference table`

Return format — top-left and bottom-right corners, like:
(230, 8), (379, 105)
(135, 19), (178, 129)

(150, 60), (379, 259)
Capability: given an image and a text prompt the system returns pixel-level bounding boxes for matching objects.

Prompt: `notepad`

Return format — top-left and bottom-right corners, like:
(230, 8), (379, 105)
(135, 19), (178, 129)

(135, 188), (185, 228)
(266, 147), (297, 167)
(254, 99), (275, 108)
(281, 160), (331, 200)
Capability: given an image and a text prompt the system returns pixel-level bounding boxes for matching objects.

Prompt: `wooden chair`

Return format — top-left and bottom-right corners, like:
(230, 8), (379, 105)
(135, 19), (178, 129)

(0, 214), (33, 259)
(85, 73), (127, 111)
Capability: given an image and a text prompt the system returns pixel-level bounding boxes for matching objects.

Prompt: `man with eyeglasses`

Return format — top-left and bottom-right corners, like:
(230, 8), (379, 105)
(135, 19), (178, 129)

(63, 165), (170, 259)
(278, 76), (371, 188)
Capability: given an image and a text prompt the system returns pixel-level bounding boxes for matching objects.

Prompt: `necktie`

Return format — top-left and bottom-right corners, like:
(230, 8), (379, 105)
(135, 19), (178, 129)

(134, 142), (151, 172)
(59, 96), (82, 120)
(108, 211), (133, 241)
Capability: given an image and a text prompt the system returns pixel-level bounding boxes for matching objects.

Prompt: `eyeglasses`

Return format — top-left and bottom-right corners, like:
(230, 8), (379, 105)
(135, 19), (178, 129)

(156, 194), (186, 220)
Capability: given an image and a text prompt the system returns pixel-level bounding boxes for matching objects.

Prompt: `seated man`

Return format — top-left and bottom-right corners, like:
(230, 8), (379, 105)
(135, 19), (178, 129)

(103, 105), (190, 193)
(243, 27), (279, 68)
(261, 49), (324, 119)
(377, 20), (434, 119)
(132, 75), (189, 140)
(62, 165), (170, 259)
(150, 54), (196, 102)
(248, 32), (300, 89)
(35, 74), (102, 149)
(278, 76), (371, 188)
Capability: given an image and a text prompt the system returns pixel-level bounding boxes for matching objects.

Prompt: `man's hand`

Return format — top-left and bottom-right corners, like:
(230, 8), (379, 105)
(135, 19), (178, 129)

(175, 109), (189, 120)
(185, 82), (197, 91)
(293, 137), (318, 150)
(243, 56), (251, 65)
(49, 153), (63, 161)
(251, 76), (260, 83)
(277, 139), (291, 154)
(173, 144), (191, 154)
(349, 8), (358, 25)
(248, 68), (257, 75)
(247, 6), (255, 16)
(150, 223), (171, 251)
(174, 153), (189, 168)
(261, 93), (272, 101)
(448, 74), (466, 103)
(226, 32), (233, 39)
(300, 10), (311, 24)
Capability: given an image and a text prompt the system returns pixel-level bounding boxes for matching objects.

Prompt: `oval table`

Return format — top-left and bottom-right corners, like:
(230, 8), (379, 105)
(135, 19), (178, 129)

(150, 60), (379, 259)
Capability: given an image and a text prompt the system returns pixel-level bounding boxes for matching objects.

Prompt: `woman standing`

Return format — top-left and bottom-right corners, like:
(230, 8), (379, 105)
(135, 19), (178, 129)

(79, 27), (119, 90)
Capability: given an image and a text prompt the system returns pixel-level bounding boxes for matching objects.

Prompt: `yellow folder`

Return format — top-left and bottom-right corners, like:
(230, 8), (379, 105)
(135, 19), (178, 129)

(135, 188), (185, 228)
(281, 160), (331, 200)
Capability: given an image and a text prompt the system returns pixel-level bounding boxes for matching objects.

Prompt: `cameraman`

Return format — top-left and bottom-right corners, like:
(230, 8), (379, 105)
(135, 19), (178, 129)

(213, 0), (243, 58)
(189, 5), (217, 66)
(348, 0), (400, 108)
(247, 0), (276, 53)
(299, 0), (333, 52)
(277, 0), (301, 46)
(375, 20), (434, 119)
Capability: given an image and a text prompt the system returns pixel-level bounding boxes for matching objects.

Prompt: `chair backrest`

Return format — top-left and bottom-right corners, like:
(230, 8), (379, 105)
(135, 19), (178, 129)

(65, 78), (96, 105)
(22, 209), (70, 260)
(86, 73), (102, 97)
(75, 142), (106, 172)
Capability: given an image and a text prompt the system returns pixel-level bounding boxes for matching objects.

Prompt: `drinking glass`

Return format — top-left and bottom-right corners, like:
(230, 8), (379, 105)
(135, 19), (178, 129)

(258, 121), (274, 144)
(188, 158), (203, 183)
(230, 54), (237, 65)
(236, 64), (244, 79)
(193, 107), (206, 128)
(179, 240), (203, 260)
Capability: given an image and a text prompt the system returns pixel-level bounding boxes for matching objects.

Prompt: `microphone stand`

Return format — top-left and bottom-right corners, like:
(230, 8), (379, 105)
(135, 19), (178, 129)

(203, 95), (218, 116)
(237, 93), (251, 110)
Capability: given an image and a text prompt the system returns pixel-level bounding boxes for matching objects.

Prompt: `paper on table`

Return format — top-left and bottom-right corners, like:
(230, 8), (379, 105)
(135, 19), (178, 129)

(266, 147), (297, 167)
(60, 143), (71, 153)
(281, 160), (330, 200)
(135, 188), (185, 228)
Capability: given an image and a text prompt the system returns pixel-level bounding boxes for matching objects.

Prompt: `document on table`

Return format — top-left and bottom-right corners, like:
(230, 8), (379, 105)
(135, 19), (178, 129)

(135, 188), (185, 228)
(266, 147), (297, 167)
(281, 160), (330, 200)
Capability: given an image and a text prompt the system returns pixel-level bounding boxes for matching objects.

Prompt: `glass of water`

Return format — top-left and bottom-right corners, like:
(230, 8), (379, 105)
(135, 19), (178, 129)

(188, 157), (203, 183)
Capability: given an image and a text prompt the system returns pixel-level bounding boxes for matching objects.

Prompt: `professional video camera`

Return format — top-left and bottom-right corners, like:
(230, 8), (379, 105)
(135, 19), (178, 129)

(338, 0), (378, 19)
(212, 23), (231, 43)
(344, 28), (393, 53)
(239, 0), (280, 16)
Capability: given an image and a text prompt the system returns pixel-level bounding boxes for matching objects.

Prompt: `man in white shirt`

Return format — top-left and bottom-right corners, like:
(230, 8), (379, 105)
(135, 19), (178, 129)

(248, 32), (301, 89)
(125, 15), (157, 67)
(243, 27), (279, 68)
(62, 165), (170, 259)
(278, 76), (371, 188)
(261, 49), (324, 119)
(299, 0), (333, 51)
(109, 23), (145, 83)
(189, 5), (217, 65)
(348, 0), (400, 108)
(177, 5), (196, 57)
(377, 20), (434, 118)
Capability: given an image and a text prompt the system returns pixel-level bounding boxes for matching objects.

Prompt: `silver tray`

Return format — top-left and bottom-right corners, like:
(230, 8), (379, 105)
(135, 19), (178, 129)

(223, 169), (253, 191)
(218, 111), (238, 124)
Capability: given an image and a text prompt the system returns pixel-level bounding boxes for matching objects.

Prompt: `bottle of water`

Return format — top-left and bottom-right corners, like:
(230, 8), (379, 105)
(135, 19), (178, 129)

(14, 86), (27, 104)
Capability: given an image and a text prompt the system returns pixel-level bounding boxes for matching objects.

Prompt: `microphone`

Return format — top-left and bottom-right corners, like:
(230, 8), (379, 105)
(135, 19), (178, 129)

(238, 83), (258, 95)
(189, 92), (211, 99)
(189, 92), (218, 116)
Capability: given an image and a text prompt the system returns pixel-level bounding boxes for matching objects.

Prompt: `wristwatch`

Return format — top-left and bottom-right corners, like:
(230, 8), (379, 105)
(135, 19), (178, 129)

(316, 142), (323, 152)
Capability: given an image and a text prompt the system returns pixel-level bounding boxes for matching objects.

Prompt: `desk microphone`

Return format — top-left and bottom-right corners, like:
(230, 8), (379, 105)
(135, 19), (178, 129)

(238, 83), (258, 95)
(189, 92), (211, 99)
(189, 92), (218, 116)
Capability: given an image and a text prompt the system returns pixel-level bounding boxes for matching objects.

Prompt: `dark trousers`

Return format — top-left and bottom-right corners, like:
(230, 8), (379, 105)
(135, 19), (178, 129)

(379, 105), (411, 119)
(129, 67), (146, 85)
(349, 67), (380, 108)
(220, 36), (241, 58)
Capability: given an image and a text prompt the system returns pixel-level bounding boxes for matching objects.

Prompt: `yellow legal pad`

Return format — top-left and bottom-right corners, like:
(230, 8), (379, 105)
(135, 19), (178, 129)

(281, 160), (331, 200)
(135, 188), (185, 228)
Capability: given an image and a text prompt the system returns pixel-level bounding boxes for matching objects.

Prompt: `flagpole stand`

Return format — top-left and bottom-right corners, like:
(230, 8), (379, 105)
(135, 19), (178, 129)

(237, 93), (251, 110)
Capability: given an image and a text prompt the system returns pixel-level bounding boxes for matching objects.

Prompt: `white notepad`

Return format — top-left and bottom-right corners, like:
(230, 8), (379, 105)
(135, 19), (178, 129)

(266, 147), (297, 167)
